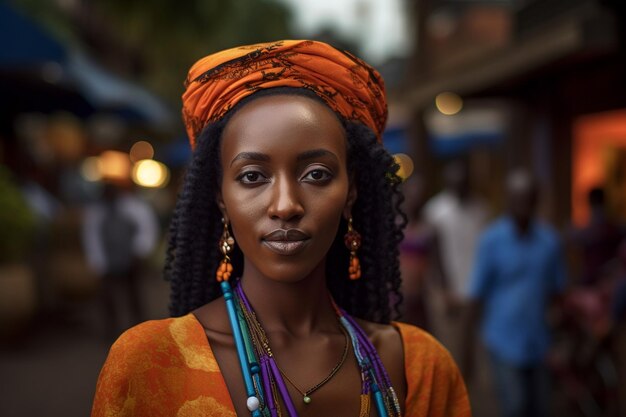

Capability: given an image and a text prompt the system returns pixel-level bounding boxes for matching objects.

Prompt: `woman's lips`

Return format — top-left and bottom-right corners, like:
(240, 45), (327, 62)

(262, 239), (310, 255)
(261, 229), (310, 255)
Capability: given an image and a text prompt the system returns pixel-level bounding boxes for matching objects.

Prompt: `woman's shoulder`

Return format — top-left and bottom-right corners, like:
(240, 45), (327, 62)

(355, 319), (452, 359)
(354, 318), (401, 344)
(392, 322), (461, 373)
(392, 322), (471, 416)
(353, 318), (404, 364)
(393, 322), (452, 356)
(93, 316), (233, 416)
(100, 314), (221, 383)
(109, 314), (204, 357)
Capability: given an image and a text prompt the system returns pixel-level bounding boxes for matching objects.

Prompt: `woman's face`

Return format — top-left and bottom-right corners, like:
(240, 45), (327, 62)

(218, 94), (356, 282)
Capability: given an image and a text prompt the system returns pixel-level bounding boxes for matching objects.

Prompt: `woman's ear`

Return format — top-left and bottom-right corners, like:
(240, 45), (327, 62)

(216, 191), (229, 223)
(343, 179), (357, 219)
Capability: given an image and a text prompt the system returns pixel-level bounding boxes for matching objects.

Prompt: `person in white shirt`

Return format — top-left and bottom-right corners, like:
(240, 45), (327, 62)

(82, 182), (159, 340)
(423, 159), (489, 360)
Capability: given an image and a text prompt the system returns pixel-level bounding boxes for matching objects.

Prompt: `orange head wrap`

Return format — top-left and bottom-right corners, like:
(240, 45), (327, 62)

(182, 40), (387, 149)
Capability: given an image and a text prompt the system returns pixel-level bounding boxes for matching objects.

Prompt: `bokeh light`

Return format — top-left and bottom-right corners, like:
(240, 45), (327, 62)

(98, 150), (131, 181)
(132, 159), (170, 188)
(80, 156), (102, 182)
(435, 92), (463, 115)
(129, 140), (155, 162)
(393, 153), (414, 180)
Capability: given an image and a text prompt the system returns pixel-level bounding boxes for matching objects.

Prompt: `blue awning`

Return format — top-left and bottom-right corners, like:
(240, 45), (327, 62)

(0, 4), (173, 128)
(0, 3), (66, 67)
(66, 52), (173, 127)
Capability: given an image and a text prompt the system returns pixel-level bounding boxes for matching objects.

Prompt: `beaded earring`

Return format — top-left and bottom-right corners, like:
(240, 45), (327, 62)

(344, 217), (362, 280)
(216, 218), (235, 282)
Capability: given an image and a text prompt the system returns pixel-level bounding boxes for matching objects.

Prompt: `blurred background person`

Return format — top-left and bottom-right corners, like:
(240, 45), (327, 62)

(612, 240), (626, 324)
(550, 185), (624, 417)
(610, 239), (626, 412)
(422, 159), (489, 359)
(82, 182), (159, 340)
(568, 186), (624, 286)
(610, 239), (626, 416)
(464, 169), (567, 417)
(398, 174), (438, 329)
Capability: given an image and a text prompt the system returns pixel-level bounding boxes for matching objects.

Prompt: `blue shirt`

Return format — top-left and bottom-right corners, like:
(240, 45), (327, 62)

(468, 216), (566, 366)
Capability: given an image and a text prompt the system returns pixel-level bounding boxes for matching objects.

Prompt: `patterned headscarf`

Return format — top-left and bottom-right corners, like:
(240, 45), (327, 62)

(182, 40), (387, 149)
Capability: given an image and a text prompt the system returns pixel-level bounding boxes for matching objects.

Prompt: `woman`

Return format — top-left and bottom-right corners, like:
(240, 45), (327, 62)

(91, 40), (470, 417)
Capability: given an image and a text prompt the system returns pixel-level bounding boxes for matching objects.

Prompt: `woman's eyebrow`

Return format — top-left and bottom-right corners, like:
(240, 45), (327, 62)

(230, 152), (270, 166)
(297, 149), (338, 162)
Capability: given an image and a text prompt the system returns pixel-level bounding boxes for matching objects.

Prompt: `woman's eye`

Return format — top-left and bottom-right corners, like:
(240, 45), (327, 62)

(302, 169), (332, 183)
(237, 171), (267, 184)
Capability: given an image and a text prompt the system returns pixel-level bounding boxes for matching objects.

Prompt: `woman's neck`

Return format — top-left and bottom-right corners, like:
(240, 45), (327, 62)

(238, 261), (339, 337)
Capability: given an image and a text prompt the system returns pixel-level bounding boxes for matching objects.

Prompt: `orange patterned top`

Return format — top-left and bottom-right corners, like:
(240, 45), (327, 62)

(91, 314), (471, 417)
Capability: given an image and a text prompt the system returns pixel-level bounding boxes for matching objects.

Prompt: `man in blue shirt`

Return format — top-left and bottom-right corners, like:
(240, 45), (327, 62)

(465, 169), (566, 417)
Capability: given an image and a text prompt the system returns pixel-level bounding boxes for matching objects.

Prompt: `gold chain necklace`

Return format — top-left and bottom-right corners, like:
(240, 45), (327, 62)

(277, 326), (349, 404)
(241, 301), (350, 404)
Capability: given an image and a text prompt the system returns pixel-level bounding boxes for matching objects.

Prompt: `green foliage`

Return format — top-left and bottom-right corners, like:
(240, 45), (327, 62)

(0, 165), (35, 263)
(107, 0), (293, 101)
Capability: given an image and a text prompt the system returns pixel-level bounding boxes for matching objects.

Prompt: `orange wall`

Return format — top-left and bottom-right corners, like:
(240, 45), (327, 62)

(572, 109), (626, 225)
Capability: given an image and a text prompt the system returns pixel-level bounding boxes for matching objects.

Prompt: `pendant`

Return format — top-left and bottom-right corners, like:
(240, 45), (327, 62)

(303, 395), (312, 404)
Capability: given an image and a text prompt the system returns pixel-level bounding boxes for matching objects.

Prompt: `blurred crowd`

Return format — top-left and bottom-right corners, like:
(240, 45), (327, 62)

(398, 159), (626, 417)
(2, 1), (626, 417)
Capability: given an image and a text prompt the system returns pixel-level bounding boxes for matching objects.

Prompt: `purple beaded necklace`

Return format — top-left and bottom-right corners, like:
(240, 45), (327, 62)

(229, 281), (402, 417)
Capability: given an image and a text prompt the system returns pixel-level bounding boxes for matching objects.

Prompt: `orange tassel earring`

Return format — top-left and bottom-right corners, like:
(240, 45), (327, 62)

(344, 217), (362, 280)
(216, 218), (235, 282)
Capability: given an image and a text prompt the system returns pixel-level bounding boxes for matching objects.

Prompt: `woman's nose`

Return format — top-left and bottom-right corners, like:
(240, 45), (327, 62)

(268, 176), (304, 221)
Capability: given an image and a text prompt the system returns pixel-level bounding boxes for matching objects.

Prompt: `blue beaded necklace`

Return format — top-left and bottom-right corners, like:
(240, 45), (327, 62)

(220, 280), (402, 417)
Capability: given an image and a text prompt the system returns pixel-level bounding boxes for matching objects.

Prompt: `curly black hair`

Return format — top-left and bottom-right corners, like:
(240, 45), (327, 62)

(166, 88), (406, 323)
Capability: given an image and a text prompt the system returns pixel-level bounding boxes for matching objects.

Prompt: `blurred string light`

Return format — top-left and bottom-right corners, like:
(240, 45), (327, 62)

(435, 92), (463, 115)
(129, 140), (154, 162)
(132, 159), (170, 188)
(393, 153), (414, 180)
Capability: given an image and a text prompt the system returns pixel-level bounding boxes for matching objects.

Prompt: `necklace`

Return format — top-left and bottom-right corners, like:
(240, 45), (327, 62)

(237, 293), (349, 403)
(222, 280), (402, 417)
(275, 324), (349, 404)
